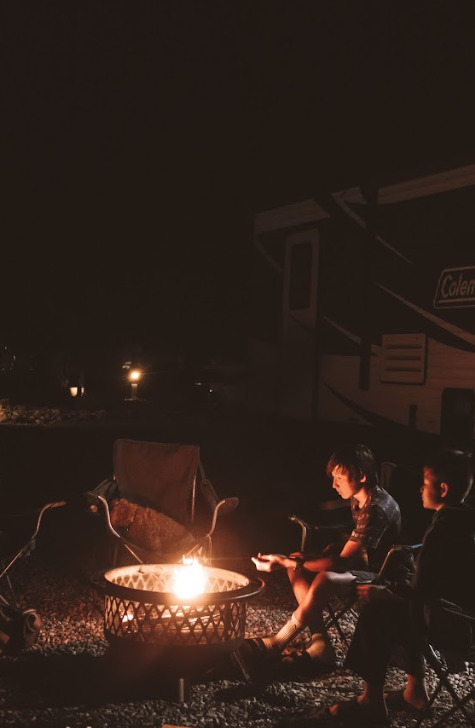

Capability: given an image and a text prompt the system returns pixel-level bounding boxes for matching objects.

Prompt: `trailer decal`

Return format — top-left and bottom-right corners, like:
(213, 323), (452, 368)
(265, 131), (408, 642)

(378, 285), (475, 351)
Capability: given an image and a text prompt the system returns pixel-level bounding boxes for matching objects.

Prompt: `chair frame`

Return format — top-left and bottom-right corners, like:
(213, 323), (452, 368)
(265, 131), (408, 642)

(95, 493), (236, 566)
(415, 604), (475, 728)
(0, 501), (67, 605)
(87, 439), (238, 568)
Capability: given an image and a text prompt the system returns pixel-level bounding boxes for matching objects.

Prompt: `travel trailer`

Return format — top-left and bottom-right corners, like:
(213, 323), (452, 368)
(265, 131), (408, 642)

(250, 162), (475, 439)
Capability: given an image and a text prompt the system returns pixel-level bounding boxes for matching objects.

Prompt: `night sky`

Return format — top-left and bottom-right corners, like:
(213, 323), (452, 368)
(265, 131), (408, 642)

(3, 1), (475, 361)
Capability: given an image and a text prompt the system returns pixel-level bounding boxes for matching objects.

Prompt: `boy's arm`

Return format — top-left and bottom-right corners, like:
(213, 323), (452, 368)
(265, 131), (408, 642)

(300, 538), (363, 572)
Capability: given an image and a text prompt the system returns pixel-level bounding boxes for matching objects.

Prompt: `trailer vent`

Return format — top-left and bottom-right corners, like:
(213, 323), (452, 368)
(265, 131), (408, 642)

(380, 333), (427, 384)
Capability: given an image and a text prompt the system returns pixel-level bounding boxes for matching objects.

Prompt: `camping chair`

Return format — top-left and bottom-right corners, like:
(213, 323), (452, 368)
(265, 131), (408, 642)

(0, 501), (65, 656)
(0, 501), (67, 606)
(414, 600), (475, 728)
(87, 438), (238, 568)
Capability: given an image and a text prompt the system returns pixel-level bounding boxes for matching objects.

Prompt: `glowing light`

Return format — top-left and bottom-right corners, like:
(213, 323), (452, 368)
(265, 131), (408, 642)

(128, 369), (142, 382)
(173, 557), (206, 600)
(69, 386), (85, 397)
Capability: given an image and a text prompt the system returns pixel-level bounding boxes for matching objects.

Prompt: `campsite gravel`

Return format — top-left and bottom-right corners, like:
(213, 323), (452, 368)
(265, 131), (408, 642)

(0, 542), (472, 728)
(0, 408), (471, 727)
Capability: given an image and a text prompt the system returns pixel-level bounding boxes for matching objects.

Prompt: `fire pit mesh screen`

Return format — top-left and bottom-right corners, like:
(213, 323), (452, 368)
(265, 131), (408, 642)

(104, 564), (261, 648)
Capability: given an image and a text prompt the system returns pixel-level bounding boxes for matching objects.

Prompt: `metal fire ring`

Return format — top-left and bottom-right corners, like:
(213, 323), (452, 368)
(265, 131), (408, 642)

(103, 563), (264, 650)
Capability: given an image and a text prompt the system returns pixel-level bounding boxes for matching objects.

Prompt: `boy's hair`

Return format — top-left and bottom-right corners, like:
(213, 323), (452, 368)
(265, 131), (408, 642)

(326, 444), (379, 489)
(423, 448), (473, 504)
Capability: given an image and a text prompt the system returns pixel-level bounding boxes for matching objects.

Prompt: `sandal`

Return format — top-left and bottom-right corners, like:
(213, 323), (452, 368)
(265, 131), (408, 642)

(328, 698), (389, 726)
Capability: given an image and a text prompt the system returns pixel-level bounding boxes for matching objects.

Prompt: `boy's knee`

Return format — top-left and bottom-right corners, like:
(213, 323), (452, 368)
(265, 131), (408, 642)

(310, 570), (332, 592)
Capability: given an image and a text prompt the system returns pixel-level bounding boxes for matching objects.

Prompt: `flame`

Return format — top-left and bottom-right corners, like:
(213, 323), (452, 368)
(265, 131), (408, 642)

(172, 557), (206, 600)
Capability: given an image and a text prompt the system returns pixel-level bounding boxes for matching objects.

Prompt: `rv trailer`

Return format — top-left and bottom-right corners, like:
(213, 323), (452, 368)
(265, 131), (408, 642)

(250, 163), (475, 440)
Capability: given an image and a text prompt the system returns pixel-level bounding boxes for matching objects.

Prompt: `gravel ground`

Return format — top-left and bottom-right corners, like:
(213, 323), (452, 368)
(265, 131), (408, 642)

(0, 410), (471, 727)
(1, 529), (473, 728)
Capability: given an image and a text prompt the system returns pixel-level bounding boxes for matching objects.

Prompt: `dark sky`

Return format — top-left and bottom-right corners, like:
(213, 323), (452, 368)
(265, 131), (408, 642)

(3, 1), (475, 359)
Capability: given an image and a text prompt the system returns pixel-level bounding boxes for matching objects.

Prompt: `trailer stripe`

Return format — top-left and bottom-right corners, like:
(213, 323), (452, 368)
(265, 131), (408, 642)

(378, 285), (475, 349)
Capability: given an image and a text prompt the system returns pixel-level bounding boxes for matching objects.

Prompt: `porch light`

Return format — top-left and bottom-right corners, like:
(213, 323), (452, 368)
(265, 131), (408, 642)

(69, 385), (85, 398)
(128, 368), (142, 399)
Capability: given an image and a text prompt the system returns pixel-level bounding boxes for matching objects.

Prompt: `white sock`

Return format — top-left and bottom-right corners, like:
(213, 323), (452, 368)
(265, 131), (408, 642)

(262, 613), (304, 652)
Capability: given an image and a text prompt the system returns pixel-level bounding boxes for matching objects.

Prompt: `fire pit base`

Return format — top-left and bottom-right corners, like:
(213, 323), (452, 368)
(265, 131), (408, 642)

(103, 641), (240, 703)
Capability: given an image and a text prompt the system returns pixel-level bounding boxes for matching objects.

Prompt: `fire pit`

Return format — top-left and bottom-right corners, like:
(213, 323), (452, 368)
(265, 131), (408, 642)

(103, 561), (264, 699)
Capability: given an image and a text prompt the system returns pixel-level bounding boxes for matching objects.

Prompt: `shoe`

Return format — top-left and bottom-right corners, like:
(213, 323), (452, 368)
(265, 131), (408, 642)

(279, 649), (337, 679)
(233, 637), (279, 683)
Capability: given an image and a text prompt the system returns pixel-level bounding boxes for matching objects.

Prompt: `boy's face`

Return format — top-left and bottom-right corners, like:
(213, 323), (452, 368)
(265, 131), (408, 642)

(421, 467), (445, 510)
(331, 465), (365, 500)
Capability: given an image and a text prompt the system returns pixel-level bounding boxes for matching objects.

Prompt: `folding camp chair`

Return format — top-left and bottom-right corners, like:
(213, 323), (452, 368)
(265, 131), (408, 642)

(0, 501), (65, 656)
(414, 600), (475, 728)
(87, 438), (238, 568)
(0, 501), (67, 606)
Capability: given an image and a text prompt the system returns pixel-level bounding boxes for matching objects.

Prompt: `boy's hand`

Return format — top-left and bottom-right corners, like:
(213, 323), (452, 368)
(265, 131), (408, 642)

(251, 553), (286, 572)
(356, 583), (391, 605)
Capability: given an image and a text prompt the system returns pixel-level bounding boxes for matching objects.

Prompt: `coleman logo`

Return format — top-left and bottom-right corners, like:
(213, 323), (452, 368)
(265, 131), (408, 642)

(434, 266), (475, 309)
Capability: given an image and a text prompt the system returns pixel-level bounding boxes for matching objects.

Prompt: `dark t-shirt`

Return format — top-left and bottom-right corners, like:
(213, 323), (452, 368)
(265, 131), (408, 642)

(412, 504), (475, 612)
(349, 485), (401, 572)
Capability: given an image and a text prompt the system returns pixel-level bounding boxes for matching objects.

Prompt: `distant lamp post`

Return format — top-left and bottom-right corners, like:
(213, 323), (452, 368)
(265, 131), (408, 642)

(68, 378), (85, 398)
(128, 368), (142, 400)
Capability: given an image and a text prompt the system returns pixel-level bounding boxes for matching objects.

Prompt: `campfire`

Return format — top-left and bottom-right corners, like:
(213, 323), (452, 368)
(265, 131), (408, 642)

(172, 557), (206, 601)
(103, 558), (263, 655)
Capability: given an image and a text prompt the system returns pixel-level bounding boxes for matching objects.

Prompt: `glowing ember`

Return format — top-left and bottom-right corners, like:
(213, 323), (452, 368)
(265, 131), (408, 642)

(173, 557), (206, 599)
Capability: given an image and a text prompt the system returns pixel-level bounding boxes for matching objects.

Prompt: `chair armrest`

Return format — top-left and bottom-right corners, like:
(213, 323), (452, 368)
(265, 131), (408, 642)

(201, 497), (238, 540)
(424, 599), (475, 653)
(374, 543), (423, 585)
(94, 495), (143, 565)
(426, 599), (475, 623)
(289, 514), (350, 552)
(0, 501), (67, 582)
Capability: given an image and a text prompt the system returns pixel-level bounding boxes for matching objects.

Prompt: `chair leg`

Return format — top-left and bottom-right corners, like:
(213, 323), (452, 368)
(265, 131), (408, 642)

(108, 541), (119, 568)
(5, 573), (18, 608)
(324, 596), (358, 648)
(325, 604), (350, 647)
(421, 646), (475, 728)
(413, 681), (444, 728)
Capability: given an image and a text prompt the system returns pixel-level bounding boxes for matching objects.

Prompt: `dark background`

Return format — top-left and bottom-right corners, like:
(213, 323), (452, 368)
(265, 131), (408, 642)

(3, 1), (475, 361)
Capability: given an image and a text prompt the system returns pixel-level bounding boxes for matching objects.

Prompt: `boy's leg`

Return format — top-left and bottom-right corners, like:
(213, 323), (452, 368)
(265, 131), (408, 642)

(257, 567), (315, 653)
(330, 594), (428, 718)
(262, 571), (356, 666)
(294, 571), (356, 665)
(287, 564), (313, 605)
